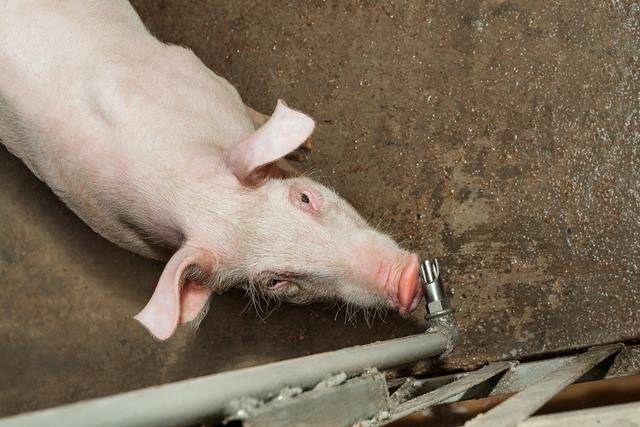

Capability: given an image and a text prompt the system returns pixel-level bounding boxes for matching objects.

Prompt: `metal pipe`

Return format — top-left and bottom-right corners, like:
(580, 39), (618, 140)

(0, 331), (449, 427)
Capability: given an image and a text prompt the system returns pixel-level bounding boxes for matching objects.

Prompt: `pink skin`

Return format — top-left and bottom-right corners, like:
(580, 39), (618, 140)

(0, 0), (425, 341)
(270, 257), (422, 314)
(358, 251), (423, 314)
(395, 254), (424, 314)
(269, 179), (423, 314)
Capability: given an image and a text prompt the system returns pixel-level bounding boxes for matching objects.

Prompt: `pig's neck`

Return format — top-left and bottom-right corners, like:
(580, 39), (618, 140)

(114, 82), (255, 262)
(102, 45), (260, 263)
(65, 49), (255, 261)
(168, 172), (258, 266)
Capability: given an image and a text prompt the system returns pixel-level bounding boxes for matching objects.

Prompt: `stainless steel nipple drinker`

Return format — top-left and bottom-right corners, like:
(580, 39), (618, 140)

(420, 258), (453, 319)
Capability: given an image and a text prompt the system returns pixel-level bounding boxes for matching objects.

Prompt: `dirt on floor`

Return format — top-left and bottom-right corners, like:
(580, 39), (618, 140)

(1, 0), (638, 417)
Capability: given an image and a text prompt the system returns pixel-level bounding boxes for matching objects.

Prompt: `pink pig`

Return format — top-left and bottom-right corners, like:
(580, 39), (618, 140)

(0, 0), (423, 340)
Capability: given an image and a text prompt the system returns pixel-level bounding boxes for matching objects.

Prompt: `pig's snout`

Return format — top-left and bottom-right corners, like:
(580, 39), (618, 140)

(362, 252), (423, 313)
(396, 253), (422, 313)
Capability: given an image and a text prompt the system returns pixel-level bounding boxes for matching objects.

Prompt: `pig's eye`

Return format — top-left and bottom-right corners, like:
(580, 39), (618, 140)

(290, 187), (320, 213)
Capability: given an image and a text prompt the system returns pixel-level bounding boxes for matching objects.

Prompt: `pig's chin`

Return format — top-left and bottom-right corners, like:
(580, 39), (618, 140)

(334, 284), (392, 311)
(249, 272), (420, 314)
(336, 281), (422, 315)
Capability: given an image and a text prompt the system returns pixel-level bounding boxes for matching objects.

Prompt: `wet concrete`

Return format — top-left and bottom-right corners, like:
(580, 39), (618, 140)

(1, 0), (639, 417)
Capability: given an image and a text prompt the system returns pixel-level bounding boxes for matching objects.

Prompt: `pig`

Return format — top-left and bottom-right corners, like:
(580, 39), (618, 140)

(0, 0), (423, 340)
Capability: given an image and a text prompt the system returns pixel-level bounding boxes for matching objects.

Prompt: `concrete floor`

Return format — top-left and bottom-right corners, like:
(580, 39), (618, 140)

(1, 0), (639, 417)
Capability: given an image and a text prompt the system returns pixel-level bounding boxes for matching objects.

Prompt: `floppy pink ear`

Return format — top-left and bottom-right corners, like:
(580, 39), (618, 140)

(134, 246), (214, 341)
(226, 99), (315, 185)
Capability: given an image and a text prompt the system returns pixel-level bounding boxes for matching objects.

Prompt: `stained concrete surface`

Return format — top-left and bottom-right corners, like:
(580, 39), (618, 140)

(1, 0), (639, 417)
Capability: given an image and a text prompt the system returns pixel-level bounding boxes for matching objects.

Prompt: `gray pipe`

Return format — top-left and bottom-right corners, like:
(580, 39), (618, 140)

(0, 331), (449, 427)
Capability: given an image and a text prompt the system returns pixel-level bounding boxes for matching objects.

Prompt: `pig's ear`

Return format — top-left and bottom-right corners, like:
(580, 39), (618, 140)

(134, 246), (214, 341)
(226, 99), (315, 186)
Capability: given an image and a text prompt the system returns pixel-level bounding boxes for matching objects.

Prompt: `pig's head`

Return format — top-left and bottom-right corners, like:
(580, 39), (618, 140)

(237, 176), (423, 311)
(135, 100), (423, 340)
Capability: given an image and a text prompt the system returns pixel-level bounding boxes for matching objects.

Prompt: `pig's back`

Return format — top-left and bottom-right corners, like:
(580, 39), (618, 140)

(0, 0), (255, 175)
(0, 0), (255, 258)
(0, 0), (151, 166)
(0, 0), (253, 164)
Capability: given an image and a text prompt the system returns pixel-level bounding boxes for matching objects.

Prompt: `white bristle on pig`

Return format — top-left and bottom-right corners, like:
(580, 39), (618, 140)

(0, 0), (423, 340)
